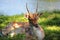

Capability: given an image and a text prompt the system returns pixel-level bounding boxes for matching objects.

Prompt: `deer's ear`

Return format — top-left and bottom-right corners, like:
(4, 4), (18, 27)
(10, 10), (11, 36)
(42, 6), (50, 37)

(24, 13), (29, 18)
(38, 13), (43, 17)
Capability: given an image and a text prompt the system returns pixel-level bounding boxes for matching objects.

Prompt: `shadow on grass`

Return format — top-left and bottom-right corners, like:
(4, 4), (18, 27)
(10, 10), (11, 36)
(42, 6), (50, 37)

(0, 34), (26, 40)
(39, 17), (60, 26)
(44, 29), (60, 40)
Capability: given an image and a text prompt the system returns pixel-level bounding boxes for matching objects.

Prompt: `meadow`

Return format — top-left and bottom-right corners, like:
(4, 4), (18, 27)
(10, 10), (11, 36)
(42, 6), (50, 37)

(0, 10), (60, 40)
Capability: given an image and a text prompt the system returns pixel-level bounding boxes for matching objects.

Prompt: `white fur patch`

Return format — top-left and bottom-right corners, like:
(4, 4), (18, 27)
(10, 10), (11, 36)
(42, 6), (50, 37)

(33, 27), (44, 40)
(10, 32), (15, 37)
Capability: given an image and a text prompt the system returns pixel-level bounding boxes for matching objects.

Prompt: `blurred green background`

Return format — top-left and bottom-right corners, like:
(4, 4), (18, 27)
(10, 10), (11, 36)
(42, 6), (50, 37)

(0, 10), (60, 40)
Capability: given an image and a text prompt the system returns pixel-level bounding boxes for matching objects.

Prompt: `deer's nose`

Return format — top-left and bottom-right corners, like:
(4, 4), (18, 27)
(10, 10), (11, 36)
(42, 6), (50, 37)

(33, 24), (39, 28)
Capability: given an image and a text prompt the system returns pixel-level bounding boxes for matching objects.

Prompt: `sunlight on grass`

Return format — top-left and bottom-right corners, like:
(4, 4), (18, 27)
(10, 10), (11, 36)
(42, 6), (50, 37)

(38, 14), (54, 22)
(45, 26), (60, 31)
(0, 24), (6, 27)
(38, 18), (46, 23)
(56, 14), (60, 18)
(47, 14), (55, 19)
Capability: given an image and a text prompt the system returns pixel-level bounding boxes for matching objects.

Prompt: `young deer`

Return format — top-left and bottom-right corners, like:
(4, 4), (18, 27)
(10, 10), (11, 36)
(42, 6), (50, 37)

(0, 3), (45, 40)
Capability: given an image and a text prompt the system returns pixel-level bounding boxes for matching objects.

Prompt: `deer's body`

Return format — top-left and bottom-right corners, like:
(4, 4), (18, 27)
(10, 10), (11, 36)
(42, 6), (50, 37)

(2, 22), (30, 36)
(8, 22), (45, 40)
(4, 21), (44, 40)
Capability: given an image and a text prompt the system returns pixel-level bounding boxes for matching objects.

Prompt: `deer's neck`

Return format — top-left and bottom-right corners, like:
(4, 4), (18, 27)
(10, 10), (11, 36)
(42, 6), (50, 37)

(29, 20), (39, 28)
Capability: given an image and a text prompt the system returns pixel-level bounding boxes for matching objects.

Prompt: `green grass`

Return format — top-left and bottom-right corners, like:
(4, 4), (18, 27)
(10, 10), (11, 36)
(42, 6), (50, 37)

(0, 10), (60, 40)
(0, 34), (26, 40)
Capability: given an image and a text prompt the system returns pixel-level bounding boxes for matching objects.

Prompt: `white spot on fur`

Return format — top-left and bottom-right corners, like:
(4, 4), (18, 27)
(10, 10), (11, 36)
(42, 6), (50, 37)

(10, 32), (15, 37)
(14, 23), (20, 28)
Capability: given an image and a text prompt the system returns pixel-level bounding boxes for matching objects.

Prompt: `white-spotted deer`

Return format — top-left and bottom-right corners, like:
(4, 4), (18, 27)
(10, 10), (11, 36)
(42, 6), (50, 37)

(0, 3), (45, 40)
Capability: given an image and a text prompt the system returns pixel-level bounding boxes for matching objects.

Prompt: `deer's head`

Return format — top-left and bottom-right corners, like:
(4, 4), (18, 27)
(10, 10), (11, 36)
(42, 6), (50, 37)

(25, 3), (43, 24)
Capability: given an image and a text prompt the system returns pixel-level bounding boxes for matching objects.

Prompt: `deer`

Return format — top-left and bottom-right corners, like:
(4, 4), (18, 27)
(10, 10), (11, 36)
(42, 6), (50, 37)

(0, 3), (45, 40)
(24, 3), (45, 40)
